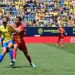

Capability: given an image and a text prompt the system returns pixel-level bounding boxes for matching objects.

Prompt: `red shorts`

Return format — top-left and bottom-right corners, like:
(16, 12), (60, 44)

(59, 33), (64, 38)
(14, 39), (28, 54)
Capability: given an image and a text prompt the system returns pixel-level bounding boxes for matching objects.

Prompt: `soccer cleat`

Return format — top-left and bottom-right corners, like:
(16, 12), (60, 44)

(62, 47), (64, 48)
(30, 63), (36, 68)
(62, 45), (64, 48)
(9, 60), (15, 67)
(56, 43), (58, 47)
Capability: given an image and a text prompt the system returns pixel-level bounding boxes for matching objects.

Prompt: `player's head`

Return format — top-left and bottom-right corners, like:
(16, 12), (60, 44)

(58, 21), (63, 28)
(3, 16), (9, 25)
(15, 16), (22, 26)
(15, 16), (22, 23)
(59, 24), (63, 29)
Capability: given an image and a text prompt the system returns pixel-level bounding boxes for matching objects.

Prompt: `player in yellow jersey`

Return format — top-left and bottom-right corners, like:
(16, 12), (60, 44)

(0, 16), (14, 64)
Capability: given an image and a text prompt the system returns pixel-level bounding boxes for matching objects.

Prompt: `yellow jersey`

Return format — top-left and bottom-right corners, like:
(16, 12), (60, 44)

(0, 26), (13, 42)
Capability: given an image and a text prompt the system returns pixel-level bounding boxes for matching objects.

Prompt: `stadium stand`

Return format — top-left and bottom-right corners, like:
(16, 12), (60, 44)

(0, 0), (75, 27)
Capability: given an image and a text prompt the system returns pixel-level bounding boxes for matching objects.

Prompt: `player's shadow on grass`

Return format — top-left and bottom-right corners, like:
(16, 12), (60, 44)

(7, 65), (30, 68)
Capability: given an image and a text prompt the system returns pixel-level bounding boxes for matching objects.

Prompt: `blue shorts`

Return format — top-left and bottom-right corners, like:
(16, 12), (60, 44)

(3, 40), (14, 48)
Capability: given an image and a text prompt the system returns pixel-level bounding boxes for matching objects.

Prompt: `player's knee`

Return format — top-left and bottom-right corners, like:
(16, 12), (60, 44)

(2, 48), (7, 55)
(14, 44), (18, 49)
(8, 43), (13, 48)
(8, 45), (13, 49)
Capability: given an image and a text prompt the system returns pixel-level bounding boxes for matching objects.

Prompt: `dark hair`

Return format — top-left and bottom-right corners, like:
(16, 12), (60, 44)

(3, 16), (9, 21)
(16, 16), (22, 21)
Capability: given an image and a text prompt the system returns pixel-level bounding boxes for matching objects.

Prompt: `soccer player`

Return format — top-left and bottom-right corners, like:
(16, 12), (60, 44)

(10, 16), (35, 68)
(56, 24), (65, 48)
(0, 16), (14, 64)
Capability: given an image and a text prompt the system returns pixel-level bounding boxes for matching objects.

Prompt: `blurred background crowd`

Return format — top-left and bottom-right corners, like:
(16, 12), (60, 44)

(0, 0), (75, 27)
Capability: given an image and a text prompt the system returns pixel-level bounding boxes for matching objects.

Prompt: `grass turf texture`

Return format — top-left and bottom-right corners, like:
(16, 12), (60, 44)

(0, 43), (75, 75)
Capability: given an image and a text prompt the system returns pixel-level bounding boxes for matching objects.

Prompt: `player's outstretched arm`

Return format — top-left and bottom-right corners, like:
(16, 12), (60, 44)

(13, 28), (23, 33)
(9, 25), (23, 33)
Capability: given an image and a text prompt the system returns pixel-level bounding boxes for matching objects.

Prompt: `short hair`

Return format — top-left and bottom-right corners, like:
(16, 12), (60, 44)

(16, 16), (22, 21)
(3, 16), (9, 21)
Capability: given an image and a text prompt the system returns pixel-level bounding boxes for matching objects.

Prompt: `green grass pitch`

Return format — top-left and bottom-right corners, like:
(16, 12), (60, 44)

(0, 43), (75, 75)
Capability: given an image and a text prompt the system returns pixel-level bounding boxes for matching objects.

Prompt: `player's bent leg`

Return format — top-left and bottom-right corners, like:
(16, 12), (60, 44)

(13, 43), (18, 62)
(23, 51), (36, 68)
(21, 45), (36, 68)
(22, 49), (32, 63)
(61, 38), (64, 48)
(10, 43), (18, 67)
(0, 54), (4, 62)
(8, 43), (13, 60)
(8, 41), (15, 66)
(56, 37), (60, 47)
(0, 47), (7, 63)
(0, 41), (8, 63)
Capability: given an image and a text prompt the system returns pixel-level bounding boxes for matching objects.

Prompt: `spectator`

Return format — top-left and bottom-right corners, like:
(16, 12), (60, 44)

(0, 0), (75, 27)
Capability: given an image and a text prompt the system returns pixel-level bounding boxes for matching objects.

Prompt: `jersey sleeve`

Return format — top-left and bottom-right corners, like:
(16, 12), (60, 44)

(0, 26), (3, 32)
(8, 26), (14, 32)
(19, 25), (25, 30)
